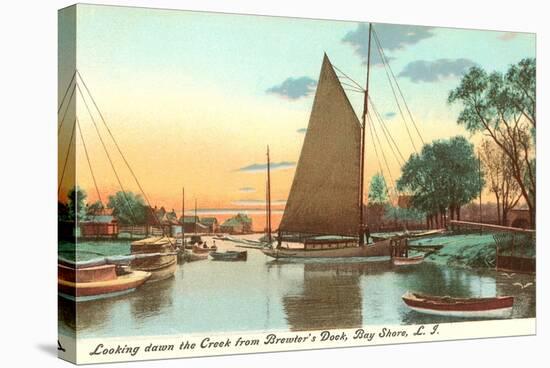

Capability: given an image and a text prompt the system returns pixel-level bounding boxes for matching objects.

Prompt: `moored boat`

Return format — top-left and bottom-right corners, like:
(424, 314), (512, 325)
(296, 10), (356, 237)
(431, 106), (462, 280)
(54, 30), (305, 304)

(58, 262), (151, 302)
(261, 51), (395, 260)
(192, 244), (217, 254)
(181, 250), (208, 262)
(392, 255), (424, 266)
(262, 238), (391, 259)
(210, 250), (247, 261)
(402, 292), (514, 318)
(131, 236), (178, 282)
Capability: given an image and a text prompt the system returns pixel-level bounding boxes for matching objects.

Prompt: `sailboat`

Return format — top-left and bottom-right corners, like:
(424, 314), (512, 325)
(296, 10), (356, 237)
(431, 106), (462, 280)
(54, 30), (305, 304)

(262, 25), (393, 259)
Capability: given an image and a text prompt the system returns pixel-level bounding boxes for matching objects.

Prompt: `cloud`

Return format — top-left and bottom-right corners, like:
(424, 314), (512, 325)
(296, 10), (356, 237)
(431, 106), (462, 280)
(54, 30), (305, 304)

(231, 199), (287, 206)
(238, 187), (256, 193)
(236, 161), (296, 173)
(384, 112), (397, 119)
(498, 32), (518, 41)
(343, 23), (435, 65)
(266, 77), (317, 99)
(296, 128), (307, 134)
(397, 58), (477, 83)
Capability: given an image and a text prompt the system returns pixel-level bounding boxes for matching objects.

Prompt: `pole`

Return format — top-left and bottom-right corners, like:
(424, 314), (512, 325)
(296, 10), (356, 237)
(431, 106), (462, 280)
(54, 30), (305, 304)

(359, 23), (372, 246)
(267, 146), (272, 243)
(479, 152), (482, 235)
(185, 187), (188, 244)
(194, 198), (197, 235)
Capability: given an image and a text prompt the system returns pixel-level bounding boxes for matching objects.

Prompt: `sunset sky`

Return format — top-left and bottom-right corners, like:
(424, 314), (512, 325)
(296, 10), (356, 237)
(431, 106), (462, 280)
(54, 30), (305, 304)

(58, 5), (535, 229)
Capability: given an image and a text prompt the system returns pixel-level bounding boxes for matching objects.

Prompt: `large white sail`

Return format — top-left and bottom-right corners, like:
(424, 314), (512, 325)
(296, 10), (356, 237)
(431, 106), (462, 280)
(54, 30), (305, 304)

(279, 54), (362, 236)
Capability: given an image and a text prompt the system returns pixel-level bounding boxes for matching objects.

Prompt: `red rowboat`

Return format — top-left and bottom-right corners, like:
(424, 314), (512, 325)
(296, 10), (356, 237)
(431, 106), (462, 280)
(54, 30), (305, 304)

(402, 292), (514, 318)
(392, 255), (424, 266)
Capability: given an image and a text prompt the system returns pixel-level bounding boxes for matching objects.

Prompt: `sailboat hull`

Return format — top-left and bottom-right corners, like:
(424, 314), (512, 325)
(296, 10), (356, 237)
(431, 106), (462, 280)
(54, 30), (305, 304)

(261, 239), (392, 259)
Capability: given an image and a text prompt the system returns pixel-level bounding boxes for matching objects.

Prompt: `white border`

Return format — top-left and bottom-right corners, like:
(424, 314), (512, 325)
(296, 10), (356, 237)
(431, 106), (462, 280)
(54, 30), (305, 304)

(1, 1), (547, 367)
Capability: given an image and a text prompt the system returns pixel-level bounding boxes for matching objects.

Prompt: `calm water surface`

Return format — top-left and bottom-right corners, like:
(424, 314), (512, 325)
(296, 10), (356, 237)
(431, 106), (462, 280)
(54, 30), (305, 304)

(58, 236), (535, 338)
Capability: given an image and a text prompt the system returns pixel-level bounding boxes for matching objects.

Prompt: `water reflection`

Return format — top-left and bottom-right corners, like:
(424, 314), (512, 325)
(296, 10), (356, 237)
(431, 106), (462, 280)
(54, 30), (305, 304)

(59, 239), (535, 339)
(130, 277), (175, 321)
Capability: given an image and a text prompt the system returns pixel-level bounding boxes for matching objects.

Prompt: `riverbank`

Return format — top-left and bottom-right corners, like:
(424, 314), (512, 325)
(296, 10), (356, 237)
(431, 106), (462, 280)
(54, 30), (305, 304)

(409, 233), (499, 269)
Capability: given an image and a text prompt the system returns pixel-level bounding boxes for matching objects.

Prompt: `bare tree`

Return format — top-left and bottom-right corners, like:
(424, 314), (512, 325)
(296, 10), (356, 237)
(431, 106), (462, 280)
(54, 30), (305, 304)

(479, 139), (521, 225)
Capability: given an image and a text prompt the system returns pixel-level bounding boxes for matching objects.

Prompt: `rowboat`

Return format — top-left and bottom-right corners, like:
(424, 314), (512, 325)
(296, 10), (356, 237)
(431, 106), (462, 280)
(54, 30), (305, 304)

(131, 237), (178, 282)
(58, 262), (150, 302)
(210, 250), (247, 261)
(402, 292), (514, 318)
(392, 255), (424, 266)
(181, 249), (208, 262)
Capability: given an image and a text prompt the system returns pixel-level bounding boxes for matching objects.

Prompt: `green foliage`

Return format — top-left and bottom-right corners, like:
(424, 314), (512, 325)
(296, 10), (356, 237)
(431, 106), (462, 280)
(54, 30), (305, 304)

(86, 200), (105, 217)
(448, 58), (535, 225)
(67, 186), (87, 222)
(58, 201), (70, 222)
(107, 191), (148, 225)
(368, 173), (389, 204)
(384, 205), (425, 223)
(397, 136), (484, 215)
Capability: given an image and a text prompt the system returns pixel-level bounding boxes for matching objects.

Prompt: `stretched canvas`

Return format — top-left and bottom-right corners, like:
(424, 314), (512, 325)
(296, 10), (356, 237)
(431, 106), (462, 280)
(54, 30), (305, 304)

(58, 4), (536, 364)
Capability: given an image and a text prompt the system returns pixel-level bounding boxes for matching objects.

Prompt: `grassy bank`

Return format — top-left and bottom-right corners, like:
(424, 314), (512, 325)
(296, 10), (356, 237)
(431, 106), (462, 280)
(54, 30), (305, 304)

(409, 233), (498, 269)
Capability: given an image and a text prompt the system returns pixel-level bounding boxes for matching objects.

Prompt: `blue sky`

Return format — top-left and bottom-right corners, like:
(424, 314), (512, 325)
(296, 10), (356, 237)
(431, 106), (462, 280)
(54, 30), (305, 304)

(64, 4), (536, 211)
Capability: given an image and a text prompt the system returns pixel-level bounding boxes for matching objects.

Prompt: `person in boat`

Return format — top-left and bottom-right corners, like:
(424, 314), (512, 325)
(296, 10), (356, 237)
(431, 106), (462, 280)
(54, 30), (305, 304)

(276, 230), (282, 249)
(203, 241), (208, 249)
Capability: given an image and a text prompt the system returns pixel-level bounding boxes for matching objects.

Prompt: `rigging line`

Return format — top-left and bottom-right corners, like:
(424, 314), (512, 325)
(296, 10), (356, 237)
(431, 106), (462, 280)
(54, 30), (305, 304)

(369, 112), (396, 192)
(333, 64), (365, 91)
(366, 113), (386, 185)
(58, 70), (77, 114)
(368, 97), (406, 165)
(76, 118), (103, 205)
(371, 29), (418, 154)
(344, 88), (366, 94)
(340, 81), (365, 92)
(58, 118), (77, 196)
(369, 104), (404, 169)
(76, 71), (169, 240)
(58, 83), (77, 134)
(372, 28), (425, 146)
(76, 83), (140, 227)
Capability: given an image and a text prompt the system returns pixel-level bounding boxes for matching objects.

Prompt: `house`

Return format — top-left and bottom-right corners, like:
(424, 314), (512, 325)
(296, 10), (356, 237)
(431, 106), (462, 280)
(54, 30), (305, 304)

(397, 195), (412, 209)
(179, 215), (208, 233)
(79, 215), (118, 238)
(220, 213), (253, 234)
(200, 217), (219, 233)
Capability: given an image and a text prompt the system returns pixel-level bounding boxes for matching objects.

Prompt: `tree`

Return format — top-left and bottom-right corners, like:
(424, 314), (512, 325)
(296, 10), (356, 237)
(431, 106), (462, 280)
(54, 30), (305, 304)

(368, 173), (389, 204)
(86, 200), (105, 217)
(479, 139), (521, 225)
(448, 58), (535, 226)
(58, 201), (69, 222)
(367, 173), (389, 231)
(383, 205), (425, 230)
(67, 186), (87, 222)
(107, 191), (147, 225)
(397, 136), (484, 229)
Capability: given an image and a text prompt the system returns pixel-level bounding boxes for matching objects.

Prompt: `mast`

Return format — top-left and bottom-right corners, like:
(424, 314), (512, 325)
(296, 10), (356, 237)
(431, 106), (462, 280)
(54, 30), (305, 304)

(359, 23), (373, 245)
(194, 198), (197, 235)
(266, 145), (272, 243)
(182, 187), (185, 244)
